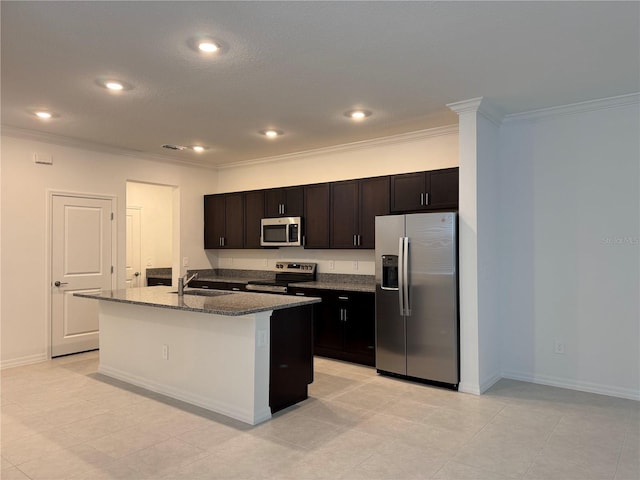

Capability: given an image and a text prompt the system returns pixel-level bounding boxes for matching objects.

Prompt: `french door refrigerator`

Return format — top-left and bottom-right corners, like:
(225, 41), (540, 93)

(375, 212), (459, 388)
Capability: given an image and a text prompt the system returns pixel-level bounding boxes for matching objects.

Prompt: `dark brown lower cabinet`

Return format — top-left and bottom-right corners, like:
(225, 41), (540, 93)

(289, 288), (375, 367)
(269, 305), (314, 413)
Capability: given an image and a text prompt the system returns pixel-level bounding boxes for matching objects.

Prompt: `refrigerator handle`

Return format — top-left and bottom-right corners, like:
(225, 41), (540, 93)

(398, 237), (405, 316)
(403, 236), (410, 315)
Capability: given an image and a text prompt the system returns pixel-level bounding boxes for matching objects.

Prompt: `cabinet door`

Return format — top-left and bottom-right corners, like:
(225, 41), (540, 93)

(244, 190), (265, 248)
(224, 193), (244, 248)
(313, 292), (344, 353)
(343, 292), (376, 366)
(304, 183), (330, 248)
(264, 187), (304, 217)
(428, 167), (459, 210)
(330, 180), (359, 248)
(204, 194), (225, 249)
(283, 187), (304, 217)
(390, 172), (427, 213)
(358, 176), (390, 249)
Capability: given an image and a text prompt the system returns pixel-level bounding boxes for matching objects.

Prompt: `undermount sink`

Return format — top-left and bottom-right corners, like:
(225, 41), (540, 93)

(171, 290), (232, 297)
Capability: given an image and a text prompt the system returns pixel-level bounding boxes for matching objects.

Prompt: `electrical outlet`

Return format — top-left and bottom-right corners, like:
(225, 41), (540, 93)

(182, 257), (189, 267)
(162, 344), (169, 360)
(257, 330), (268, 347)
(328, 260), (335, 270)
(554, 339), (565, 355)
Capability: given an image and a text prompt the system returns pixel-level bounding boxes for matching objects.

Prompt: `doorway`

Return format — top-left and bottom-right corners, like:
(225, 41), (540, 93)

(126, 182), (175, 287)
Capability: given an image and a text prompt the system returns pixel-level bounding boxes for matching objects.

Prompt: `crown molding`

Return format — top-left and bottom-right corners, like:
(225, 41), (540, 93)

(0, 125), (216, 170)
(2, 123), (459, 171)
(216, 124), (459, 170)
(447, 97), (504, 127)
(503, 92), (640, 123)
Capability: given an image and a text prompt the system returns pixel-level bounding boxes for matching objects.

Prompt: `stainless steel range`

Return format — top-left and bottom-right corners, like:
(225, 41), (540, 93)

(246, 262), (316, 294)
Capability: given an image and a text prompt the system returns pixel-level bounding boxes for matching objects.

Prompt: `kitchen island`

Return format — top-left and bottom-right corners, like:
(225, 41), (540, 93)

(75, 287), (320, 425)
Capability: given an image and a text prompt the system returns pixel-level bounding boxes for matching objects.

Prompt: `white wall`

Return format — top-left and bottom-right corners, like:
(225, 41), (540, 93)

(0, 135), (218, 367)
(213, 127), (459, 275)
(127, 182), (174, 280)
(498, 96), (640, 400)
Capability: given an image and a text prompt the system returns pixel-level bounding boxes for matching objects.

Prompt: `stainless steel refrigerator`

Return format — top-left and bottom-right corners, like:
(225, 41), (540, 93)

(375, 212), (459, 387)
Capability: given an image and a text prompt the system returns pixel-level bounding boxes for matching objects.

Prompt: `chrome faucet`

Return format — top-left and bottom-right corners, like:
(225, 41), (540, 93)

(177, 272), (198, 296)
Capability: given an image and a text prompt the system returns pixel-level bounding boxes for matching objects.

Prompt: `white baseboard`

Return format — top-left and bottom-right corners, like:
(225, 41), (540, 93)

(1, 353), (48, 369)
(479, 372), (502, 394)
(501, 370), (640, 401)
(98, 365), (272, 425)
(459, 371), (502, 396)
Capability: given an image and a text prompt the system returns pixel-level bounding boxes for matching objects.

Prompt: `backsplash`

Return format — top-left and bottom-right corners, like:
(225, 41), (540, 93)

(213, 248), (375, 275)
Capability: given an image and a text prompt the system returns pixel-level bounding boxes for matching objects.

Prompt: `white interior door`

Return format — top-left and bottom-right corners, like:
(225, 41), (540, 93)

(51, 195), (113, 357)
(126, 207), (142, 287)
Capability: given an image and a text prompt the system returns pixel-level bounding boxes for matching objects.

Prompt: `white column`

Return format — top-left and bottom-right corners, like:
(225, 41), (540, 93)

(447, 97), (502, 394)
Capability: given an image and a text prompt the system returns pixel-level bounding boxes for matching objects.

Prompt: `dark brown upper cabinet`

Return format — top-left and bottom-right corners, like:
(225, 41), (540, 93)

(265, 186), (304, 218)
(303, 183), (330, 249)
(331, 176), (389, 249)
(244, 190), (265, 249)
(204, 193), (244, 249)
(390, 167), (458, 213)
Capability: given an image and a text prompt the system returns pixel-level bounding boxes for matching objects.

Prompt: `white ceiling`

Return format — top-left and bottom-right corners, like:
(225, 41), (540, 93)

(2, 1), (638, 168)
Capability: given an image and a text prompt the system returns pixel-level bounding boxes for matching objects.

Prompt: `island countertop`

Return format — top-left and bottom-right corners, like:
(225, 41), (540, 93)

(75, 286), (321, 316)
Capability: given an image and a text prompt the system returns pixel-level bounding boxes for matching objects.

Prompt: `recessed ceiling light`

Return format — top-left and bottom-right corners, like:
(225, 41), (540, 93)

(105, 81), (124, 91)
(35, 111), (53, 119)
(345, 109), (372, 120)
(96, 78), (133, 91)
(189, 36), (226, 55)
(198, 41), (220, 53)
(191, 145), (206, 153)
(260, 129), (283, 138)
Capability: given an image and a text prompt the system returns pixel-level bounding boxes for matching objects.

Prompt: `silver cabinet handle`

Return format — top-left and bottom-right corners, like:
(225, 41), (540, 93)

(54, 281), (69, 287)
(420, 193), (424, 206)
(357, 235), (361, 246)
(295, 292), (305, 296)
(353, 234), (357, 246)
(424, 193), (429, 206)
(338, 296), (349, 300)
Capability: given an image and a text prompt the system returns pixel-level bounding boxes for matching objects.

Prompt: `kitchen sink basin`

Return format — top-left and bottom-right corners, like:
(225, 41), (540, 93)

(171, 290), (232, 297)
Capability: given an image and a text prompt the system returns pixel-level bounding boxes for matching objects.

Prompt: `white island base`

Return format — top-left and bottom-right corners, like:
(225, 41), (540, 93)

(98, 301), (272, 425)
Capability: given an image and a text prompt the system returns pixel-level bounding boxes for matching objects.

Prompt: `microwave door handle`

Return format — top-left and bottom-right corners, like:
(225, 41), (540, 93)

(398, 237), (404, 316)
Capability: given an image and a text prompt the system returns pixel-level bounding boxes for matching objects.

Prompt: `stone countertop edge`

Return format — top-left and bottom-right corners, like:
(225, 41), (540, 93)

(288, 281), (375, 293)
(190, 270), (375, 293)
(74, 287), (321, 317)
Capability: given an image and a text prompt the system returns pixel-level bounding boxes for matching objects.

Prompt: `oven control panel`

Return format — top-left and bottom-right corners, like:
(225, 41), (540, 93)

(274, 262), (317, 275)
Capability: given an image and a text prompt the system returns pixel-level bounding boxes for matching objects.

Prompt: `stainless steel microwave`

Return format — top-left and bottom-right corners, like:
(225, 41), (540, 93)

(260, 217), (303, 247)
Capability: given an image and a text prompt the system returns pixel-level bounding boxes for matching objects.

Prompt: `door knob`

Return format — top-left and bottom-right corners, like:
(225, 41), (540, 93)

(134, 272), (140, 277)
(54, 281), (69, 287)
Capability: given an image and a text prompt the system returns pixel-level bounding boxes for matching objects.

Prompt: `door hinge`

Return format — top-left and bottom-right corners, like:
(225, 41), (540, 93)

(111, 212), (114, 220)
(111, 266), (114, 274)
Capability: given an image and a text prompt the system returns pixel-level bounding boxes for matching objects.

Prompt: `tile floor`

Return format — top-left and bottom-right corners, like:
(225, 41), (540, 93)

(1, 351), (638, 479)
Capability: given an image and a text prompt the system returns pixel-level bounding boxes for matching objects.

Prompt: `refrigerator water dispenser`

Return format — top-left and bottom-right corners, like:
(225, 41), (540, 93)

(381, 255), (399, 290)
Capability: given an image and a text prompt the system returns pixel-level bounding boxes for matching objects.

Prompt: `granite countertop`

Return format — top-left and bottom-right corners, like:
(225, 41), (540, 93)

(146, 267), (172, 279)
(288, 281), (375, 293)
(189, 269), (375, 293)
(75, 286), (321, 316)
(194, 275), (264, 285)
